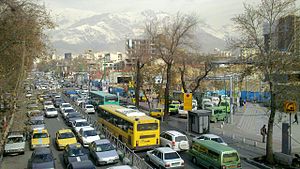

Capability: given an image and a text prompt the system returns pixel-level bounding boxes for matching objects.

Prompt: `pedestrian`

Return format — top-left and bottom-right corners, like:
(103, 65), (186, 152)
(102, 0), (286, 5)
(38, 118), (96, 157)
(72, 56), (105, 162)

(243, 99), (246, 106)
(260, 125), (267, 143)
(293, 113), (298, 125)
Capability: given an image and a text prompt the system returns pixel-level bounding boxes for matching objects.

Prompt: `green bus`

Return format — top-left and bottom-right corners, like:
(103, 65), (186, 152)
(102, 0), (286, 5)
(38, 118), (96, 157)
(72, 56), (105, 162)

(205, 106), (227, 123)
(90, 91), (119, 108)
(189, 140), (242, 169)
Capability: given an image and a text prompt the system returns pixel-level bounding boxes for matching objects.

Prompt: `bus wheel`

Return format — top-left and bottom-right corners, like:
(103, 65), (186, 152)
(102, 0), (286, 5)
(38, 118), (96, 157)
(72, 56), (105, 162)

(192, 156), (197, 164)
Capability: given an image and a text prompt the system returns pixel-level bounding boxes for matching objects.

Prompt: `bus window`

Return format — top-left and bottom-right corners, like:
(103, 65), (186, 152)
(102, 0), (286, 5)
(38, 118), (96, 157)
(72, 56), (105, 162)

(137, 123), (158, 131)
(223, 153), (239, 163)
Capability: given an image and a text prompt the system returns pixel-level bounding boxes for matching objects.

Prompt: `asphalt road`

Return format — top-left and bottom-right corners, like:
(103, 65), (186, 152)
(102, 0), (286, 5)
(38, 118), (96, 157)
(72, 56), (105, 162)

(1, 109), (122, 169)
(1, 90), (260, 169)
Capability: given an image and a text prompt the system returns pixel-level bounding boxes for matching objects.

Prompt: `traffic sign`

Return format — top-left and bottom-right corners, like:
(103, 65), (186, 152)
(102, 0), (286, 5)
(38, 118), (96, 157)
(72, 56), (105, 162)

(184, 93), (192, 111)
(284, 101), (297, 113)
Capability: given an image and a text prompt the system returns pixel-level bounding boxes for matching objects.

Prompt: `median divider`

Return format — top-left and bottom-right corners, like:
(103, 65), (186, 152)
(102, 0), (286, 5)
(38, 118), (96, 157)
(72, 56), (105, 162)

(62, 94), (153, 169)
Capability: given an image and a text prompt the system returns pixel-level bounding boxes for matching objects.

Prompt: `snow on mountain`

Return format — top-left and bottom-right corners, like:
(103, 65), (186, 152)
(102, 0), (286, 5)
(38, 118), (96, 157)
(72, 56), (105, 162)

(48, 10), (226, 54)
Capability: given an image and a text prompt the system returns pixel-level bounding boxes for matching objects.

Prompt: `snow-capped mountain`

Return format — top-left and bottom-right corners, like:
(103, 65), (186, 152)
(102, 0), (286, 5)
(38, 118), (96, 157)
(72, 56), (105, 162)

(48, 10), (226, 54)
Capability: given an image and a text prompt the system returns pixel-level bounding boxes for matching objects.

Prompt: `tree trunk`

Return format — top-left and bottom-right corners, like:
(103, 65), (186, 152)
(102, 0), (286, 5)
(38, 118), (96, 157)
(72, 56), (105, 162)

(142, 89), (151, 110)
(164, 63), (172, 118)
(180, 68), (187, 93)
(266, 82), (275, 164)
(135, 59), (141, 108)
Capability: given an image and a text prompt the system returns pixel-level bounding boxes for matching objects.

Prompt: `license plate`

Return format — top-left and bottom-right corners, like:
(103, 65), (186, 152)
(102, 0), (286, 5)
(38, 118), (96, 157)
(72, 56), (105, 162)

(172, 162), (180, 166)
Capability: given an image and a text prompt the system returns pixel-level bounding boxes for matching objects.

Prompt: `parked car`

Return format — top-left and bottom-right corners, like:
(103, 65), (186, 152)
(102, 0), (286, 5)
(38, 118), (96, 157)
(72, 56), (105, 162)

(44, 106), (58, 118)
(27, 110), (43, 118)
(126, 105), (138, 110)
(71, 119), (91, 135)
(27, 148), (55, 169)
(160, 130), (189, 151)
(75, 98), (84, 106)
(192, 134), (227, 146)
(55, 129), (77, 150)
(78, 127), (100, 147)
(178, 105), (188, 118)
(63, 143), (89, 167)
(89, 139), (119, 166)
(107, 165), (133, 169)
(30, 129), (50, 150)
(146, 147), (184, 169)
(4, 131), (26, 156)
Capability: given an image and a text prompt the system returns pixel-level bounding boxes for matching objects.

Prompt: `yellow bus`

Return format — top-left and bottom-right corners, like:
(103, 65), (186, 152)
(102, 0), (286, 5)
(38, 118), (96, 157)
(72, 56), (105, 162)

(98, 104), (160, 150)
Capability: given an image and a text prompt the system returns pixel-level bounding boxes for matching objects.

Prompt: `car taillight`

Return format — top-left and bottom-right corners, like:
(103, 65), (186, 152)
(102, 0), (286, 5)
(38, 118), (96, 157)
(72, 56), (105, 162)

(221, 165), (227, 169)
(237, 163), (241, 168)
(172, 141), (175, 147)
(165, 163), (170, 167)
(181, 161), (184, 165)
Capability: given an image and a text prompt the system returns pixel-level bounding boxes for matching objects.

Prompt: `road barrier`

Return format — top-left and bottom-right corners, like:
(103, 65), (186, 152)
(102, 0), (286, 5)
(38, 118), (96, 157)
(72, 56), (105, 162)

(62, 94), (153, 169)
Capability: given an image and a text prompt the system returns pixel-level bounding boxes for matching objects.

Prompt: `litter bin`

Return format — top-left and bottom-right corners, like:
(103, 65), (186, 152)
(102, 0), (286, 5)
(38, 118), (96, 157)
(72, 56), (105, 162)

(188, 110), (210, 134)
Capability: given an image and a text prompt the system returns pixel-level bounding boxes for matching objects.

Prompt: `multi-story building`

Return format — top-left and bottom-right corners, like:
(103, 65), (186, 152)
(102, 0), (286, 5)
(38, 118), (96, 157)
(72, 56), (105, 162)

(125, 39), (156, 69)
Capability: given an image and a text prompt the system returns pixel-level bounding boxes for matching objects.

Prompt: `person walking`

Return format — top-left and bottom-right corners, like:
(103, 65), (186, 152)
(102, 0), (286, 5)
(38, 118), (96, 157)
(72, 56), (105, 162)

(293, 113), (298, 125)
(260, 125), (267, 143)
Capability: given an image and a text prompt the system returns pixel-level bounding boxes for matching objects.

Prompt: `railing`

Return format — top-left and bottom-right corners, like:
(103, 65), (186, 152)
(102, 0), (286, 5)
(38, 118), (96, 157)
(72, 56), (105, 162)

(62, 94), (153, 169)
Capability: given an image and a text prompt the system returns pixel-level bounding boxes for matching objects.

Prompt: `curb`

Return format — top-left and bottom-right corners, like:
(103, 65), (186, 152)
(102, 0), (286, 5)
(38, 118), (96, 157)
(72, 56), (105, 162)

(241, 157), (273, 169)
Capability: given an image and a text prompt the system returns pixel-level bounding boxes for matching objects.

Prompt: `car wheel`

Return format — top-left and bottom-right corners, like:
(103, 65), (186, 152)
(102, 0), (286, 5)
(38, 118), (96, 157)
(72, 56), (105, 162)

(145, 156), (150, 162)
(192, 156), (197, 164)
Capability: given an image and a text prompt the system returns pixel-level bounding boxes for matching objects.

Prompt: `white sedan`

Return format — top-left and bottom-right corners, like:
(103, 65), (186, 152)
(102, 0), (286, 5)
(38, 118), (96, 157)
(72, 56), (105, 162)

(71, 119), (91, 135)
(84, 104), (95, 114)
(146, 147), (184, 169)
(44, 106), (58, 118)
(77, 127), (100, 147)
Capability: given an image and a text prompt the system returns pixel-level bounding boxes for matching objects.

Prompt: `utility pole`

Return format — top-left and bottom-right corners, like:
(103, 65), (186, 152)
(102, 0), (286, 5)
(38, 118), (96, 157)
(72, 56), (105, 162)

(230, 76), (233, 124)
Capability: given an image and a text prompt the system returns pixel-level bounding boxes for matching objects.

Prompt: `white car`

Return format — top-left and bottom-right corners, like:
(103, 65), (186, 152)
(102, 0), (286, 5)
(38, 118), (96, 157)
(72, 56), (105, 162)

(192, 134), (227, 146)
(178, 105), (188, 118)
(75, 98), (84, 106)
(43, 101), (54, 109)
(59, 103), (72, 113)
(160, 130), (189, 151)
(78, 127), (100, 147)
(44, 106), (58, 118)
(83, 104), (95, 114)
(126, 105), (138, 110)
(71, 119), (91, 134)
(146, 147), (184, 169)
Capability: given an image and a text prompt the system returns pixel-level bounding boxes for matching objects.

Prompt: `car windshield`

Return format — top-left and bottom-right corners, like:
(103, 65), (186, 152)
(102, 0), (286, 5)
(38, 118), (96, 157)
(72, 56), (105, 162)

(76, 121), (89, 127)
(83, 130), (97, 137)
(164, 152), (180, 160)
(211, 137), (224, 143)
(31, 120), (44, 125)
(59, 132), (74, 139)
(33, 133), (48, 138)
(7, 137), (23, 143)
(68, 148), (85, 157)
(68, 113), (81, 118)
(65, 109), (75, 113)
(32, 154), (53, 163)
(44, 102), (52, 105)
(223, 153), (239, 163)
(96, 143), (115, 152)
(220, 102), (229, 106)
(47, 108), (56, 111)
(62, 104), (71, 108)
(86, 105), (93, 108)
(175, 136), (187, 142)
(169, 105), (175, 108)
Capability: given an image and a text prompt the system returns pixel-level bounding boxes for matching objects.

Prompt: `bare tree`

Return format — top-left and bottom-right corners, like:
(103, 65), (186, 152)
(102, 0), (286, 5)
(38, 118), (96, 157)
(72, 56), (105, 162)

(232, 0), (299, 163)
(145, 13), (198, 117)
(178, 53), (214, 94)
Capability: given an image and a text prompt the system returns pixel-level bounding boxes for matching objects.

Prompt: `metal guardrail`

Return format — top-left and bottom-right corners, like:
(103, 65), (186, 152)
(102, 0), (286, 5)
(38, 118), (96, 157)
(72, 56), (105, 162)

(62, 94), (153, 169)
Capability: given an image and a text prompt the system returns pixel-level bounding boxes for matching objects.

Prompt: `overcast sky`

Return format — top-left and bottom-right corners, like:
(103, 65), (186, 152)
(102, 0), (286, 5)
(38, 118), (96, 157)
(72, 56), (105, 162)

(42, 0), (265, 30)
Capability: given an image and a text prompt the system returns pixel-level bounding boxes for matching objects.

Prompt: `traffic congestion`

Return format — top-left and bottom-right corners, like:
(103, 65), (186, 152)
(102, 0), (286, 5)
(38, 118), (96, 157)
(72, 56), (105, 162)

(1, 72), (244, 169)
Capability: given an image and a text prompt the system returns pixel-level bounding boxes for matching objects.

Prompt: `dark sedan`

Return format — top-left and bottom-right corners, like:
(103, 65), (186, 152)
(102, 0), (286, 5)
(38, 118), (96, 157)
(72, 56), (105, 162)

(63, 143), (89, 167)
(27, 147), (55, 169)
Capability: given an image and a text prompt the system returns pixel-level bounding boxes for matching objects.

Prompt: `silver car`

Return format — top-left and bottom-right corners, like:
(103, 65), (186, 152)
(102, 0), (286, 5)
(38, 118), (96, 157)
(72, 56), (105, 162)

(88, 139), (119, 166)
(27, 116), (45, 130)
(4, 131), (26, 156)
(146, 147), (184, 169)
